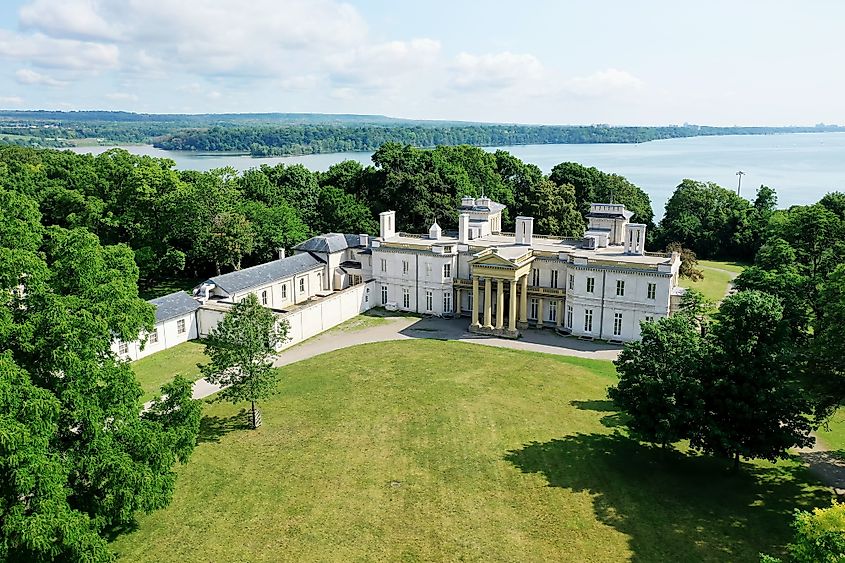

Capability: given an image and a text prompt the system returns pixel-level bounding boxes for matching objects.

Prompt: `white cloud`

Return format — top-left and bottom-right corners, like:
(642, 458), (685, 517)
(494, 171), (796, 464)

(19, 0), (118, 41)
(327, 38), (441, 90)
(0, 96), (24, 106)
(0, 30), (119, 71)
(565, 68), (644, 97)
(15, 68), (68, 87)
(451, 51), (545, 92)
(105, 92), (139, 102)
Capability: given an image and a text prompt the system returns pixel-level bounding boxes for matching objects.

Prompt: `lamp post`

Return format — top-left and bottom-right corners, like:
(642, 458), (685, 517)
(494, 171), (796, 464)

(736, 170), (745, 196)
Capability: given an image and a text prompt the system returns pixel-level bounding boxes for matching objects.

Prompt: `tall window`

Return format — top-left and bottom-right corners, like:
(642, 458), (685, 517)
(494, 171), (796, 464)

(425, 290), (433, 311)
(402, 260), (409, 275)
(584, 309), (593, 332)
(613, 313), (623, 336)
(177, 319), (186, 334)
(299, 278), (305, 293)
(443, 291), (452, 313)
(532, 268), (540, 286)
(551, 270), (559, 288)
(645, 315), (654, 323)
(647, 282), (656, 300)
(281, 284), (287, 300)
(402, 288), (410, 309)
(549, 300), (557, 322)
(586, 277), (595, 294)
(530, 298), (539, 320)
(381, 258), (387, 272)
(443, 263), (451, 278)
(381, 285), (388, 304)
(261, 290), (268, 305)
(118, 341), (128, 355)
(317, 272), (323, 290)
(149, 329), (159, 344)
(616, 279), (625, 296)
(567, 305), (573, 329)
(568, 274), (574, 290)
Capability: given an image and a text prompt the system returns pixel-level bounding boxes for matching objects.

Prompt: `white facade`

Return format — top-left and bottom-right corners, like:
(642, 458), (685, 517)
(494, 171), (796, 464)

(371, 198), (681, 342)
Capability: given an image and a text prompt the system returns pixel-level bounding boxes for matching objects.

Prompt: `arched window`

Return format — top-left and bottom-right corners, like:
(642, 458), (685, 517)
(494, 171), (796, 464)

(261, 290), (268, 305)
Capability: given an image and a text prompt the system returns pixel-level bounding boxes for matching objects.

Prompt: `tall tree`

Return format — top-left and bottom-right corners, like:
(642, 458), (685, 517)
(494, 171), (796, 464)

(694, 291), (814, 469)
(200, 294), (289, 429)
(0, 191), (200, 559)
(609, 314), (707, 448)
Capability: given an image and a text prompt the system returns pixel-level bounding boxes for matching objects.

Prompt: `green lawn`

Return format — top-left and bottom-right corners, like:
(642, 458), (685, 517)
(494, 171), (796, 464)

(111, 340), (830, 562)
(816, 410), (845, 452)
(680, 259), (747, 303)
(131, 341), (208, 401)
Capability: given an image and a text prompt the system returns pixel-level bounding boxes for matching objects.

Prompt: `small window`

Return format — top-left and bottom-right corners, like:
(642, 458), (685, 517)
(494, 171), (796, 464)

(586, 277), (595, 293)
(443, 291), (452, 313)
(532, 269), (540, 286)
(177, 319), (186, 334)
(426, 262), (431, 276)
(616, 280), (625, 297)
(299, 278), (305, 293)
(149, 330), (159, 344)
(261, 290), (268, 306)
(426, 290), (433, 311)
(584, 309), (593, 332)
(645, 315), (655, 323)
(568, 274), (574, 290)
(443, 263), (451, 278)
(281, 284), (287, 299)
(381, 285), (388, 304)
(444, 246), (452, 253)
(567, 305), (573, 329)
(381, 258), (387, 272)
(613, 313), (623, 336)
(647, 282), (656, 300)
(118, 341), (128, 354)
(403, 261), (409, 275)
(551, 270), (559, 289)
(402, 288), (410, 309)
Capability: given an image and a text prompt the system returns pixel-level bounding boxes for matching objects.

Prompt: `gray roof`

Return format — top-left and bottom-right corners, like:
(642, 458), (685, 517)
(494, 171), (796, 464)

(293, 233), (364, 254)
(459, 201), (507, 213)
(208, 252), (324, 294)
(149, 291), (201, 323)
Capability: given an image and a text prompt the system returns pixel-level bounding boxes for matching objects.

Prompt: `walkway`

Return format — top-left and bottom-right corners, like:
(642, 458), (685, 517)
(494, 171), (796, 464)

(797, 435), (845, 496)
(190, 316), (622, 400)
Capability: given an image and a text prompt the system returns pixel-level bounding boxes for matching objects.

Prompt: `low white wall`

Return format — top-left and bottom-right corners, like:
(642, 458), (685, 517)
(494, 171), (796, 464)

(278, 280), (376, 349)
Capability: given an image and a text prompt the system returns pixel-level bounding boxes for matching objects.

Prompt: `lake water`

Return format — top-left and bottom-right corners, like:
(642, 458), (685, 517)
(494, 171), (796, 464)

(69, 132), (845, 218)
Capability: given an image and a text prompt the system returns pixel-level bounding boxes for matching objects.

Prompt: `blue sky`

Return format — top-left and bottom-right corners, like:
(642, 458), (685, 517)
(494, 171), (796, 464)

(0, 0), (842, 125)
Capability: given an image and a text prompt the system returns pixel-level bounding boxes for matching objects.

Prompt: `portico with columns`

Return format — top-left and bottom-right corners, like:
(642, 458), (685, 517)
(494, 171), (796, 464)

(467, 246), (534, 338)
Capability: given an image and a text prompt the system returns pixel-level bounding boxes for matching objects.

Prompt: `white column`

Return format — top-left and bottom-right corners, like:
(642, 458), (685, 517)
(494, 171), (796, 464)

(483, 277), (493, 328)
(508, 279), (518, 332)
(496, 279), (505, 329)
(471, 277), (480, 327)
(537, 297), (544, 328)
(557, 299), (564, 328)
(519, 274), (528, 324)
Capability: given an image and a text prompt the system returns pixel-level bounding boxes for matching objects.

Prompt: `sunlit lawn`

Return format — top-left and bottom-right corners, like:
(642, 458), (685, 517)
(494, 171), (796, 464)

(112, 340), (830, 562)
(131, 340), (208, 402)
(680, 259), (747, 303)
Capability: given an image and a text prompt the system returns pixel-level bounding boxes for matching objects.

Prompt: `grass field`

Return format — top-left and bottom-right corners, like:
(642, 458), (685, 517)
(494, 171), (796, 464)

(131, 341), (208, 401)
(679, 259), (747, 303)
(112, 340), (830, 562)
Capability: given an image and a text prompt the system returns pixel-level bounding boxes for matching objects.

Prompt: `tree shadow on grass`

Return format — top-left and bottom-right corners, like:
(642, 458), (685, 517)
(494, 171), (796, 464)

(570, 400), (628, 428)
(505, 432), (832, 562)
(198, 410), (249, 444)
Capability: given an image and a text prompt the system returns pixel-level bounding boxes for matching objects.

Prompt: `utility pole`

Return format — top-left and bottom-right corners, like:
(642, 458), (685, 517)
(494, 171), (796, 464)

(736, 170), (745, 196)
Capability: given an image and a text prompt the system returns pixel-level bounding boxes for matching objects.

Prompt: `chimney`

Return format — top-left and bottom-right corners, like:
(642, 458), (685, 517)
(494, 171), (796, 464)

(458, 212), (470, 244)
(515, 216), (534, 245)
(379, 210), (396, 239)
(461, 196), (475, 207)
(277, 247), (286, 260)
(624, 224), (646, 255)
(428, 221), (441, 240)
(359, 233), (369, 247)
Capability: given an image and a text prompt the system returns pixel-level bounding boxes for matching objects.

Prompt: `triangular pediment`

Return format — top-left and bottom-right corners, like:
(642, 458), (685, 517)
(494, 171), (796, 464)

(471, 253), (517, 267)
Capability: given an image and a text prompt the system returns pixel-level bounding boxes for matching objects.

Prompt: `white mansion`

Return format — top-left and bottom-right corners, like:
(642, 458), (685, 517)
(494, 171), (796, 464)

(113, 197), (683, 361)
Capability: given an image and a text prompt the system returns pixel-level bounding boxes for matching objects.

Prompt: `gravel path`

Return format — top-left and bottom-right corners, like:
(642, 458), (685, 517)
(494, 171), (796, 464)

(189, 315), (621, 401)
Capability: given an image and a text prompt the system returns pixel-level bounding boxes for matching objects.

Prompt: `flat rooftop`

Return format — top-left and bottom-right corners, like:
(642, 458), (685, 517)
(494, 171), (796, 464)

(381, 232), (674, 266)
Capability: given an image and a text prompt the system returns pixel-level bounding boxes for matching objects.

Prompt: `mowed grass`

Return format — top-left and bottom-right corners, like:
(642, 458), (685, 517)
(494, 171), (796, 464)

(680, 259), (747, 302)
(131, 341), (208, 401)
(816, 410), (845, 452)
(112, 340), (830, 562)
